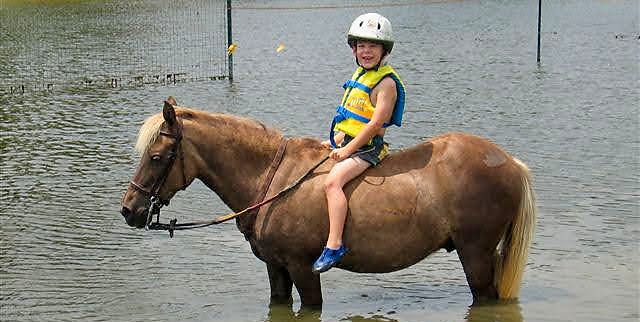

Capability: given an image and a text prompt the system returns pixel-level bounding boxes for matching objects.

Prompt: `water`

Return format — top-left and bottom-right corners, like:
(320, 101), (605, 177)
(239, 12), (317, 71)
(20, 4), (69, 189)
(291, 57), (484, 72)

(1, 1), (638, 321)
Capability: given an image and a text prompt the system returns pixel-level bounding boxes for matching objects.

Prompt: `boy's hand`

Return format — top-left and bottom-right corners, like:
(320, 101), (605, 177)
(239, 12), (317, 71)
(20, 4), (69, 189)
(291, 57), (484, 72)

(329, 147), (351, 162)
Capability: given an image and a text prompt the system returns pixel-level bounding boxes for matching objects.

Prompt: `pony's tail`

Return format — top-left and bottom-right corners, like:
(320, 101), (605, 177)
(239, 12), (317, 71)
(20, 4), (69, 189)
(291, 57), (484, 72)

(494, 158), (536, 299)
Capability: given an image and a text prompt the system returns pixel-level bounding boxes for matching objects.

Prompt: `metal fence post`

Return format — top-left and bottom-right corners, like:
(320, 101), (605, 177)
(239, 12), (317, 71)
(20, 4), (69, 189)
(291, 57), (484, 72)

(537, 0), (542, 63)
(227, 0), (234, 81)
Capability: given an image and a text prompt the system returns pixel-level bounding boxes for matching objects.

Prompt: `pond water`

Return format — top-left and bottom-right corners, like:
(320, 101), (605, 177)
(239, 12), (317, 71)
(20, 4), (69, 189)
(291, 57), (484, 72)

(1, 1), (638, 321)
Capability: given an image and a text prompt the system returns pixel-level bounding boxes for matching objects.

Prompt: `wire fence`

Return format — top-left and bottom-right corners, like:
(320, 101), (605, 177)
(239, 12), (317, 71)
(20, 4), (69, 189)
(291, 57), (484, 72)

(0, 0), (230, 95)
(232, 0), (454, 10)
(0, 0), (445, 95)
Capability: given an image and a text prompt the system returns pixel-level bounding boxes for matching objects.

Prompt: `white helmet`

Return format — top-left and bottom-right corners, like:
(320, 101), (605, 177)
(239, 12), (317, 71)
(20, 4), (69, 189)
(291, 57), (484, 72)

(347, 13), (394, 54)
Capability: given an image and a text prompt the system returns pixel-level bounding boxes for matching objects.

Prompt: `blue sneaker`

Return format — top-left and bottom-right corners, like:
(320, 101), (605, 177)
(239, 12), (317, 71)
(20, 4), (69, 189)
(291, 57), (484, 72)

(312, 245), (348, 274)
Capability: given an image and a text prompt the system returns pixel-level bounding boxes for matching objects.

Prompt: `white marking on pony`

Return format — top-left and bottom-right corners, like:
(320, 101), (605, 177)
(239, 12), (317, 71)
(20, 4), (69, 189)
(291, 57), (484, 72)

(483, 149), (507, 167)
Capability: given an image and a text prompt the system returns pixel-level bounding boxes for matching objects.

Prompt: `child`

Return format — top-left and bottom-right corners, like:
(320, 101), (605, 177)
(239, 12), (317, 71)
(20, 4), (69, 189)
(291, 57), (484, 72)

(313, 13), (406, 273)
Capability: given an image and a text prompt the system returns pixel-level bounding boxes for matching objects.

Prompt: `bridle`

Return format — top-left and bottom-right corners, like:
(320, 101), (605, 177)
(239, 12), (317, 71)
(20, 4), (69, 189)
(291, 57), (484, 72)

(128, 119), (187, 233)
(127, 115), (330, 239)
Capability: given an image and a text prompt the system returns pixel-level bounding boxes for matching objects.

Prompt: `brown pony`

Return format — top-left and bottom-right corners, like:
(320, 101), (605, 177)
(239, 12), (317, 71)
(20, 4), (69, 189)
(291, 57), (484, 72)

(120, 100), (536, 308)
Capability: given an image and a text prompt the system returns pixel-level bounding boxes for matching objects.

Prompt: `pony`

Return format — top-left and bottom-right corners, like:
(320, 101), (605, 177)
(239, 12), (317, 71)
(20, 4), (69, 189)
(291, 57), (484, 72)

(120, 99), (536, 308)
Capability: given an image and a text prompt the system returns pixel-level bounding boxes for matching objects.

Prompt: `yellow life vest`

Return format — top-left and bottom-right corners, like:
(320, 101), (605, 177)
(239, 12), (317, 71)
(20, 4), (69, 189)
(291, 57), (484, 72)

(330, 65), (406, 147)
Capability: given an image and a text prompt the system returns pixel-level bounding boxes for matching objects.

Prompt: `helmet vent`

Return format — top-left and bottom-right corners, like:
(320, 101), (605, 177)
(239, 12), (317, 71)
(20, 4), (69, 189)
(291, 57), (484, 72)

(359, 21), (363, 27)
(377, 23), (381, 29)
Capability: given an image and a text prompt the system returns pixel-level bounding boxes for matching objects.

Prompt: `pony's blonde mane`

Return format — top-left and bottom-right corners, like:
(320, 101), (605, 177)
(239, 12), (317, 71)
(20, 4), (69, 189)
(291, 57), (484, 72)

(134, 107), (280, 155)
(135, 112), (166, 155)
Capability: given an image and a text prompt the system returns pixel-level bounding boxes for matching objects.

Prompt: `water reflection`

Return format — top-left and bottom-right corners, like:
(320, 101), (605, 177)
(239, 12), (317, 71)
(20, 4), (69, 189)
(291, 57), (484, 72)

(344, 315), (400, 322)
(265, 304), (321, 322)
(265, 304), (401, 322)
(465, 301), (524, 322)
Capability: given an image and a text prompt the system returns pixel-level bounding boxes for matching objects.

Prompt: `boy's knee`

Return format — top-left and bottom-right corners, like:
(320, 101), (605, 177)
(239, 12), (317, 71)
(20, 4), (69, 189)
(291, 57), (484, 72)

(323, 177), (341, 193)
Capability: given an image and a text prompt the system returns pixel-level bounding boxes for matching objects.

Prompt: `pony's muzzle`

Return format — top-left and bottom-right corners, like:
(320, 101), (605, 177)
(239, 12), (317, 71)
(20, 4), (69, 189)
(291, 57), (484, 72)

(120, 206), (148, 228)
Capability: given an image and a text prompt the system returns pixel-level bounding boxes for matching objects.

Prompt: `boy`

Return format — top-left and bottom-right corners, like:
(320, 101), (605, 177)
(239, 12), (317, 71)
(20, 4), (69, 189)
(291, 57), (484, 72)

(313, 13), (406, 273)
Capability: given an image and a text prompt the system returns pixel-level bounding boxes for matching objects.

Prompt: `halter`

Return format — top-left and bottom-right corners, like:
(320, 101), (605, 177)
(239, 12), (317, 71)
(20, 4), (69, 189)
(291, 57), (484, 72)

(144, 137), (292, 238)
(128, 120), (187, 232)
(135, 133), (330, 238)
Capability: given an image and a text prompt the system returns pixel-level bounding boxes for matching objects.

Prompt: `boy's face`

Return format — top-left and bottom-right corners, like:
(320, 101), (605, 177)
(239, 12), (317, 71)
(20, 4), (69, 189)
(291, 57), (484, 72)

(352, 40), (385, 69)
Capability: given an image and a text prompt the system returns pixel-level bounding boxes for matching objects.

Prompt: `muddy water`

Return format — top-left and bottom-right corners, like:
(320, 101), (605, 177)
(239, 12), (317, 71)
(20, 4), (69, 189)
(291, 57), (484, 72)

(1, 1), (638, 321)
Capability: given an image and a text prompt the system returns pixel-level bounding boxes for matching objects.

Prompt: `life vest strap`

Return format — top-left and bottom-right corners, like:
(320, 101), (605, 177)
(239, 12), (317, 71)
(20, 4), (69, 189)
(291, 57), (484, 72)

(329, 116), (341, 148)
(336, 105), (372, 124)
(336, 105), (393, 128)
(343, 80), (372, 93)
(330, 105), (393, 148)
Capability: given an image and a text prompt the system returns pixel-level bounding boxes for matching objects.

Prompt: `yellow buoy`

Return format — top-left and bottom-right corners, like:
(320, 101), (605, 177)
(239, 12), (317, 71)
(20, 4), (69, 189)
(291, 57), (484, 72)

(276, 43), (286, 53)
(227, 43), (238, 56)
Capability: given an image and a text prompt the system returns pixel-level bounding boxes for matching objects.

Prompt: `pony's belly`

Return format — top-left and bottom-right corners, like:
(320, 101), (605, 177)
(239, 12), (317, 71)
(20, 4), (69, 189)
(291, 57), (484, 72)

(338, 172), (449, 273)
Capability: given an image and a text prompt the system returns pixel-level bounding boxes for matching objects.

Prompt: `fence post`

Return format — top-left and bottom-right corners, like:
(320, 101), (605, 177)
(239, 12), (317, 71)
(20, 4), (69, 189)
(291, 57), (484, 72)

(537, 0), (542, 63)
(227, 0), (234, 81)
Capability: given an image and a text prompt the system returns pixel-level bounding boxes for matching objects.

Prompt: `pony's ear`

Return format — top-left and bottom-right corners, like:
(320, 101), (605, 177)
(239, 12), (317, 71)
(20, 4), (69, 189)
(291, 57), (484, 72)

(163, 100), (177, 126)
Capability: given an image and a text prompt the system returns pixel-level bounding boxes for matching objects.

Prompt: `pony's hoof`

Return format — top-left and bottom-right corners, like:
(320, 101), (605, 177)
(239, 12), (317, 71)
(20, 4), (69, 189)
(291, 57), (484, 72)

(312, 245), (347, 274)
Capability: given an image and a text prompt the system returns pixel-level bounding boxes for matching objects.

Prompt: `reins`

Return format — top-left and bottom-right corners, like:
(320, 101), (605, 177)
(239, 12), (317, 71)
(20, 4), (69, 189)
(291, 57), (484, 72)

(147, 139), (330, 238)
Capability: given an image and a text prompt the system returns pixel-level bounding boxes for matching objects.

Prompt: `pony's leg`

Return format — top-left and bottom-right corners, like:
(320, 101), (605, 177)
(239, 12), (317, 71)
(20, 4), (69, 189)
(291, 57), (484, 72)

(267, 263), (293, 305)
(288, 264), (323, 308)
(456, 244), (499, 304)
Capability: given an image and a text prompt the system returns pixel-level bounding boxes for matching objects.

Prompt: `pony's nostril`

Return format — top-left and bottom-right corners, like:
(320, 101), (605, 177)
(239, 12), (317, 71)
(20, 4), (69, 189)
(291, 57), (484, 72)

(121, 206), (131, 218)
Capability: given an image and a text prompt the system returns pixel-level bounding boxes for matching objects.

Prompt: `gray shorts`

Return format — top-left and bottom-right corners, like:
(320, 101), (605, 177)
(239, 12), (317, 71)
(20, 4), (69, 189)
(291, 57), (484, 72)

(341, 135), (389, 166)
